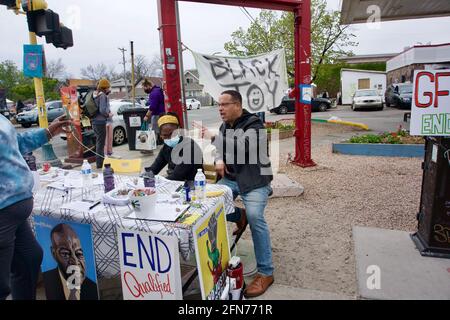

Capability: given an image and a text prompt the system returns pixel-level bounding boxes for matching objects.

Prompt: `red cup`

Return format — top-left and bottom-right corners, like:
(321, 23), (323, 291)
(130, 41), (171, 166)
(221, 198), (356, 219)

(43, 162), (51, 172)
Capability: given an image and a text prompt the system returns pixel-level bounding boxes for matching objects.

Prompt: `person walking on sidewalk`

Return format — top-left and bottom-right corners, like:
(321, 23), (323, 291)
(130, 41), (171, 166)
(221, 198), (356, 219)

(0, 114), (72, 300)
(142, 79), (165, 146)
(193, 90), (274, 298)
(92, 78), (112, 168)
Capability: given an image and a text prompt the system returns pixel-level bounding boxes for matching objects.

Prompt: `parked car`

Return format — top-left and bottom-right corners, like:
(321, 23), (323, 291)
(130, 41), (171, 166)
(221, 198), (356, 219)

(111, 101), (135, 145)
(385, 83), (413, 109)
(16, 100), (65, 128)
(60, 101), (134, 146)
(351, 89), (384, 111)
(186, 98), (201, 110)
(270, 96), (332, 114)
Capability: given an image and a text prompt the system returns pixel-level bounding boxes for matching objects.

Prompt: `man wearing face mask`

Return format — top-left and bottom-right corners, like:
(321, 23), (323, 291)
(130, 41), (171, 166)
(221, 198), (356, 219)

(43, 224), (98, 300)
(92, 78), (112, 169)
(145, 113), (203, 182)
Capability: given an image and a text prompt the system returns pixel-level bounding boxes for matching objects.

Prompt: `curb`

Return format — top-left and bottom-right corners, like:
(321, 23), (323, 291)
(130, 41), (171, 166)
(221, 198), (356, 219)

(312, 118), (369, 130)
(332, 143), (425, 158)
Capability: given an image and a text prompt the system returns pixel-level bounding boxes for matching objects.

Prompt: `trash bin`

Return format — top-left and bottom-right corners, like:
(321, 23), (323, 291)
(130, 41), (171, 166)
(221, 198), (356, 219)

(121, 107), (148, 151)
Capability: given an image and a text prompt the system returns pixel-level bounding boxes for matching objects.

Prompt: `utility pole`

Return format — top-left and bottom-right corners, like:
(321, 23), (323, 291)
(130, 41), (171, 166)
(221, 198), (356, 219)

(130, 41), (136, 108)
(118, 47), (128, 98)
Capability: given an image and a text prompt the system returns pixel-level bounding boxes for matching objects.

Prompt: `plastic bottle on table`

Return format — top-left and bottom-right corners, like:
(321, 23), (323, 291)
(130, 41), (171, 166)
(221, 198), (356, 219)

(81, 159), (93, 191)
(194, 169), (206, 202)
(103, 163), (115, 193)
(143, 168), (155, 188)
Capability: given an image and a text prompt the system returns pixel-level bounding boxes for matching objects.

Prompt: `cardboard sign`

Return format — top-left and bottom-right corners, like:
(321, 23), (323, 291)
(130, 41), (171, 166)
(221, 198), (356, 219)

(33, 216), (99, 300)
(193, 201), (230, 300)
(192, 49), (289, 112)
(411, 70), (450, 136)
(117, 229), (183, 300)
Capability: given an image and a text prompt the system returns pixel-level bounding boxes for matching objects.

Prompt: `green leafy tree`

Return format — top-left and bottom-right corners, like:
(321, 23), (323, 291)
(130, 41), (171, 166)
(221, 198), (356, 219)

(224, 0), (358, 86)
(1, 60), (61, 101)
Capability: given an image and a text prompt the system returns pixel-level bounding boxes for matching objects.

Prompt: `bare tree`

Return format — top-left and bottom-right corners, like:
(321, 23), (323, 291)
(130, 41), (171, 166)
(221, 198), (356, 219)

(46, 58), (68, 80)
(80, 63), (118, 81)
(129, 54), (163, 88)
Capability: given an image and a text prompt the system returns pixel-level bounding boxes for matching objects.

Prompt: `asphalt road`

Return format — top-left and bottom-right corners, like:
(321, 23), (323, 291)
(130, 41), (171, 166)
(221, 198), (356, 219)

(14, 104), (411, 162)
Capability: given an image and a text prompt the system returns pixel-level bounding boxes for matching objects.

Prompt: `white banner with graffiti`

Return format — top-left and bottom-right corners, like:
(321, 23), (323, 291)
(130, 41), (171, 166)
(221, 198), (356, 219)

(192, 49), (289, 112)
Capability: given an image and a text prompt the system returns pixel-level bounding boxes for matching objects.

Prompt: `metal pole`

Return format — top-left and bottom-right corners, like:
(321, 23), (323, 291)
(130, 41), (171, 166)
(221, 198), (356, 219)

(29, 31), (59, 163)
(130, 41), (136, 108)
(156, 0), (184, 128)
(118, 47), (128, 99)
(175, 0), (189, 130)
(293, 2), (315, 167)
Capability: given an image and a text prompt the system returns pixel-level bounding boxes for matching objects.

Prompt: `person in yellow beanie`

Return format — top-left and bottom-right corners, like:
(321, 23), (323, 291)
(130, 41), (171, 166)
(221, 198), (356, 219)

(92, 78), (112, 168)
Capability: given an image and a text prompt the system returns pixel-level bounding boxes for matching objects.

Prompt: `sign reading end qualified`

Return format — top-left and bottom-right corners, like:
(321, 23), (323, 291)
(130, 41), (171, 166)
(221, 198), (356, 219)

(411, 69), (450, 136)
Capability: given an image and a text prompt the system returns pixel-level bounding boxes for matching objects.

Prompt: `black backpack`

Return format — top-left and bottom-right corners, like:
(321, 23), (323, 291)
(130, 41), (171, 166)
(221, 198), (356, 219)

(82, 90), (99, 118)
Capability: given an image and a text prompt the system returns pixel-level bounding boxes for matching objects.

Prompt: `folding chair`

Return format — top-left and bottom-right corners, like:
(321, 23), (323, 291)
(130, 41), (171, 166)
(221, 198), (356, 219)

(203, 163), (218, 184)
(102, 158), (142, 174)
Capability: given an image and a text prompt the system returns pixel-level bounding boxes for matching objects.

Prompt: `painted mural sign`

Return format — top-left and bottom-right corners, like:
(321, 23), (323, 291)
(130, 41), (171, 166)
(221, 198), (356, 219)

(192, 49), (289, 112)
(193, 201), (230, 300)
(117, 229), (183, 300)
(411, 69), (450, 136)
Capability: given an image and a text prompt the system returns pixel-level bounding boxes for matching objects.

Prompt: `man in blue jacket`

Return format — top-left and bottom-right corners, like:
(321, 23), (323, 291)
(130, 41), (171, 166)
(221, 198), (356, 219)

(0, 114), (72, 300)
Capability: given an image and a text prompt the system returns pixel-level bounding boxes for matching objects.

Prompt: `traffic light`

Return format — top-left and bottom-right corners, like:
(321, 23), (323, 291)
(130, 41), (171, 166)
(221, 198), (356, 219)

(21, 0), (47, 12)
(0, 0), (20, 10)
(27, 9), (60, 36)
(45, 26), (73, 49)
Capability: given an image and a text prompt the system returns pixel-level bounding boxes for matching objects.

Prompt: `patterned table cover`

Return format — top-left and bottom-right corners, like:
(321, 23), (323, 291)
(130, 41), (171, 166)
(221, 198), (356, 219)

(31, 170), (234, 279)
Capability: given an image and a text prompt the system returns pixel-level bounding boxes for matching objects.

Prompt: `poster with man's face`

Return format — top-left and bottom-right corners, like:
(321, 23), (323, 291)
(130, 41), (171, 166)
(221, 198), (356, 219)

(33, 216), (99, 300)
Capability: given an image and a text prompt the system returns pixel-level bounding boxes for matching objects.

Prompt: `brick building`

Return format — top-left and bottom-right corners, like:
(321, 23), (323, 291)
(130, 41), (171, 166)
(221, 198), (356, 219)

(386, 43), (450, 85)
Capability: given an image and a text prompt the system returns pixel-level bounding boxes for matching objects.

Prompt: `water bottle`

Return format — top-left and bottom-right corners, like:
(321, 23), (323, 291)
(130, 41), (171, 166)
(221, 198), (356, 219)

(81, 159), (93, 191)
(103, 163), (115, 193)
(143, 168), (155, 188)
(24, 152), (37, 171)
(194, 169), (206, 202)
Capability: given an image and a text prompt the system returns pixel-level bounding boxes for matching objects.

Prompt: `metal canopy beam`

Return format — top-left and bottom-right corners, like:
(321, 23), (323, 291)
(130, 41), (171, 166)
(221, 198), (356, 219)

(179, 0), (301, 12)
(341, 0), (450, 25)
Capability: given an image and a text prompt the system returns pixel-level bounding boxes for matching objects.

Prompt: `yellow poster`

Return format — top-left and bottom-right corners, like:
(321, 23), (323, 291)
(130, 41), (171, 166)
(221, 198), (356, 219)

(193, 200), (230, 300)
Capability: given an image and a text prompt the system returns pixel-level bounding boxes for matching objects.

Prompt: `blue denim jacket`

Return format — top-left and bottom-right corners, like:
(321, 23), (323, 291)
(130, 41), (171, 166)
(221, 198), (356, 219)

(0, 115), (48, 210)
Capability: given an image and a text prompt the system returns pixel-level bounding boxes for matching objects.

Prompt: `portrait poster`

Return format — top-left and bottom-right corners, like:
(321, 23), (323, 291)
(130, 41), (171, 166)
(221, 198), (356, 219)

(117, 229), (183, 300)
(33, 216), (99, 300)
(193, 200), (231, 300)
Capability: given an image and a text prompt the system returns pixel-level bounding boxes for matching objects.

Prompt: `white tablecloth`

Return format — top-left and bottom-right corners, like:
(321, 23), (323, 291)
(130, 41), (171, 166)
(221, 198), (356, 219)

(31, 170), (234, 278)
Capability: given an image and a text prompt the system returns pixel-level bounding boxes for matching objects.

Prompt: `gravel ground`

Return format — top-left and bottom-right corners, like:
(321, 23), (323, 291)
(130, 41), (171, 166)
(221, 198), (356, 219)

(242, 123), (423, 298)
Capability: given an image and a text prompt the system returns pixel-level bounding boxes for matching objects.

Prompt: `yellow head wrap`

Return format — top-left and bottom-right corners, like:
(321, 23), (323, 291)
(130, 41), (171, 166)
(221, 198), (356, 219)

(158, 115), (179, 128)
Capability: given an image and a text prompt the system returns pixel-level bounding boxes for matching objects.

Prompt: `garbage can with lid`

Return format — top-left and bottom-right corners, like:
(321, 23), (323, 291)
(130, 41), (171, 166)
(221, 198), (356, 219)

(121, 107), (148, 151)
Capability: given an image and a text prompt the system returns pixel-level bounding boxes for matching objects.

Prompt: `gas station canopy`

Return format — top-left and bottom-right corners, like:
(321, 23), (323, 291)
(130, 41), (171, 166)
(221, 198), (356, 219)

(340, 0), (450, 24)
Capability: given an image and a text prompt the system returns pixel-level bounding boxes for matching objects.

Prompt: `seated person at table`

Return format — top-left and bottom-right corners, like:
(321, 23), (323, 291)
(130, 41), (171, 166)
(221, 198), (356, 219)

(145, 113), (203, 182)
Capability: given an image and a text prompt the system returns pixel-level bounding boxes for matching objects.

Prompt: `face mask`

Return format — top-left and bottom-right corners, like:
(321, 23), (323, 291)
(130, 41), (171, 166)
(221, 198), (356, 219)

(164, 135), (180, 148)
(144, 88), (151, 94)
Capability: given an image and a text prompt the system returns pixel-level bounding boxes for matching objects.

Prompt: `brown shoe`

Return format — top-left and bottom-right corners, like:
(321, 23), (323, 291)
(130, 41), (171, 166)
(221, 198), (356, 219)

(244, 274), (274, 298)
(233, 208), (247, 236)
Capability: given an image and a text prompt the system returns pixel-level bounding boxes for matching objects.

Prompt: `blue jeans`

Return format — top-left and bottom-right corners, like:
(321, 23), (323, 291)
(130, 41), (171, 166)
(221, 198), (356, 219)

(218, 178), (274, 276)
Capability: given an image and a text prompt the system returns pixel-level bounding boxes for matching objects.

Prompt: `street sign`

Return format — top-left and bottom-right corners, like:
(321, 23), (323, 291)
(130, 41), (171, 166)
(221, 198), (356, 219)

(411, 69), (450, 136)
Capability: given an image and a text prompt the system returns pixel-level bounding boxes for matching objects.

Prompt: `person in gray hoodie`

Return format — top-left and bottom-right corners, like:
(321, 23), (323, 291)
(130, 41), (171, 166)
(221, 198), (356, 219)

(92, 78), (112, 169)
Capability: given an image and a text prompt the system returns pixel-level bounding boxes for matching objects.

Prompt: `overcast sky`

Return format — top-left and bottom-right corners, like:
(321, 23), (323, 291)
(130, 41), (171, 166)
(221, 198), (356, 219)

(1, 0), (450, 78)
